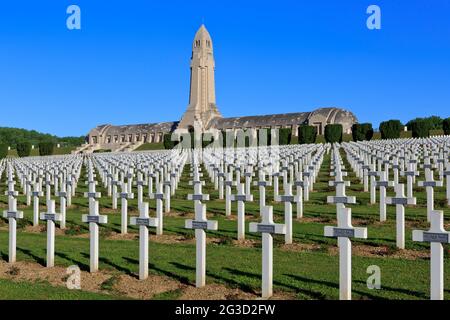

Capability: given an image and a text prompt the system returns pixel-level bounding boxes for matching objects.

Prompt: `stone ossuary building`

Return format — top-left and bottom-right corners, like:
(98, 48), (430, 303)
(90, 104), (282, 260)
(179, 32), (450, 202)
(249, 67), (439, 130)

(80, 25), (357, 153)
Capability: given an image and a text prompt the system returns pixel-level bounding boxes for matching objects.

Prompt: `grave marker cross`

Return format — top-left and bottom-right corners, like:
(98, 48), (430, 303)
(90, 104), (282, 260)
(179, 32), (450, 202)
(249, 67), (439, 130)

(324, 207), (367, 300)
(412, 210), (450, 300)
(185, 201), (218, 287)
(40, 200), (62, 267)
(386, 183), (416, 249)
(130, 203), (158, 280)
(249, 206), (286, 299)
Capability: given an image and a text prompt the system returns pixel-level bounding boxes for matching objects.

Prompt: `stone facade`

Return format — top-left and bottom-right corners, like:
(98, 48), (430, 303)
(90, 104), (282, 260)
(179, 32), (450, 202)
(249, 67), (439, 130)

(82, 25), (357, 153)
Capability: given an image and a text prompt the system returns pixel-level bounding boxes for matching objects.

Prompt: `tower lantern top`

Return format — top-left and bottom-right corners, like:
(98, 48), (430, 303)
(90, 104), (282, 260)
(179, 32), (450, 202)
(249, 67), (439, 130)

(193, 24), (213, 52)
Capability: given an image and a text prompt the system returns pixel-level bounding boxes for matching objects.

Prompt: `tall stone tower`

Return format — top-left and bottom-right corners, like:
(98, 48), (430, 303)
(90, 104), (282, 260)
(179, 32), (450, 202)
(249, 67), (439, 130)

(178, 24), (222, 131)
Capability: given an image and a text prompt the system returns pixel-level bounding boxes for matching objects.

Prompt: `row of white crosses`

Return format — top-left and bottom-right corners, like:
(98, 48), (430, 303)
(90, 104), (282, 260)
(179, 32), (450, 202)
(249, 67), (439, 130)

(9, 155), (83, 228)
(91, 150), (188, 235)
(3, 165), (24, 263)
(2, 139), (448, 300)
(82, 160), (108, 272)
(341, 137), (450, 299)
(326, 145), (369, 300)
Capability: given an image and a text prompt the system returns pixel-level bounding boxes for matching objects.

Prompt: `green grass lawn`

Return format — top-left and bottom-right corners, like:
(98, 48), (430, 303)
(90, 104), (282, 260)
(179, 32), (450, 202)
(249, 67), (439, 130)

(0, 151), (449, 299)
(134, 143), (165, 151)
(0, 278), (119, 300)
(7, 146), (76, 157)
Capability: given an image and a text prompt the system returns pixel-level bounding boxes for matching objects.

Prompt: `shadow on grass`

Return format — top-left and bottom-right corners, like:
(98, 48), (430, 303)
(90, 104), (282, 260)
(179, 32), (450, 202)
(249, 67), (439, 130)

(54, 251), (90, 271)
(17, 247), (46, 266)
(353, 280), (426, 299)
(147, 261), (193, 286)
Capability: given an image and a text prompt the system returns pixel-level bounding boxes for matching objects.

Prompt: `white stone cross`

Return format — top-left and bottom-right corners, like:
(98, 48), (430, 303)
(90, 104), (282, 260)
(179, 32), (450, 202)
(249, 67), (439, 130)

(25, 174), (33, 206)
(81, 197), (107, 272)
(376, 170), (394, 222)
(367, 165), (378, 204)
(253, 170), (271, 216)
(3, 177), (23, 263)
(392, 157), (400, 185)
(224, 171), (236, 216)
(302, 170), (311, 201)
(272, 171), (281, 201)
(119, 182), (134, 234)
(444, 163), (450, 206)
(327, 175), (356, 224)
(230, 182), (253, 240)
(275, 183), (295, 244)
(149, 182), (165, 235)
(163, 177), (172, 213)
(32, 182), (43, 226)
(249, 206), (286, 298)
(134, 170), (147, 210)
(44, 172), (53, 206)
(187, 179), (209, 206)
(243, 166), (254, 198)
(418, 169), (443, 222)
(130, 202), (158, 280)
(66, 175), (74, 207)
(185, 201), (218, 287)
(111, 172), (120, 210)
(126, 168), (134, 193)
(40, 200), (62, 267)
(386, 183), (416, 249)
(324, 207), (367, 300)
(294, 178), (304, 219)
(362, 163), (371, 192)
(57, 182), (68, 229)
(412, 210), (450, 300)
(400, 162), (419, 198)
(217, 171), (225, 200)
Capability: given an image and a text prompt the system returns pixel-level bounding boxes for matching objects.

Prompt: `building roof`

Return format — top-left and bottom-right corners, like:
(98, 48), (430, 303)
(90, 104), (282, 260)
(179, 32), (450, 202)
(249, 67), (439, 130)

(88, 108), (357, 136)
(209, 112), (311, 130)
(208, 107), (357, 130)
(89, 122), (179, 136)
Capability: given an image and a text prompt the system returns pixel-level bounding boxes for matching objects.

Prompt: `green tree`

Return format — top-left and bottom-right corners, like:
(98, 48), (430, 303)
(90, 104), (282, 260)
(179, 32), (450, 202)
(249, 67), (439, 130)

(0, 144), (8, 159)
(406, 116), (443, 131)
(298, 125), (317, 144)
(410, 119), (431, 138)
(0, 127), (83, 147)
(443, 118), (450, 135)
(16, 142), (31, 157)
(278, 128), (292, 145)
(352, 123), (374, 141)
(379, 120), (402, 139)
(38, 142), (55, 156)
(324, 124), (343, 143)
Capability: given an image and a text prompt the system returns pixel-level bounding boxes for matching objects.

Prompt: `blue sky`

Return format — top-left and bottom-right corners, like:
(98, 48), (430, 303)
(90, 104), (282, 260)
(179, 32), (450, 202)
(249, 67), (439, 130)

(0, 0), (449, 137)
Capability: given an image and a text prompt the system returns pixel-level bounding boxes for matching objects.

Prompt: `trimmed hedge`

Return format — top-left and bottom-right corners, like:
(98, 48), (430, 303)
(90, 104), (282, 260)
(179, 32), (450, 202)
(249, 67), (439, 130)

(443, 118), (450, 135)
(324, 124), (343, 143)
(16, 142), (31, 157)
(379, 120), (402, 139)
(39, 142), (55, 156)
(278, 128), (292, 145)
(410, 119), (431, 138)
(163, 133), (179, 149)
(0, 144), (8, 159)
(298, 125), (317, 144)
(352, 123), (373, 141)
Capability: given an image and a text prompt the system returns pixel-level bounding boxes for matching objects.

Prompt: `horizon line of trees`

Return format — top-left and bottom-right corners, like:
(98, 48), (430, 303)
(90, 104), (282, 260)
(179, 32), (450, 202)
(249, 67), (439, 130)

(0, 127), (85, 149)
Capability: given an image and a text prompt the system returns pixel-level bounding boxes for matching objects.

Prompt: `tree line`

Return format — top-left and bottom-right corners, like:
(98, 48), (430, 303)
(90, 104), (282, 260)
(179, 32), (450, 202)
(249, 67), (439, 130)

(0, 127), (86, 159)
